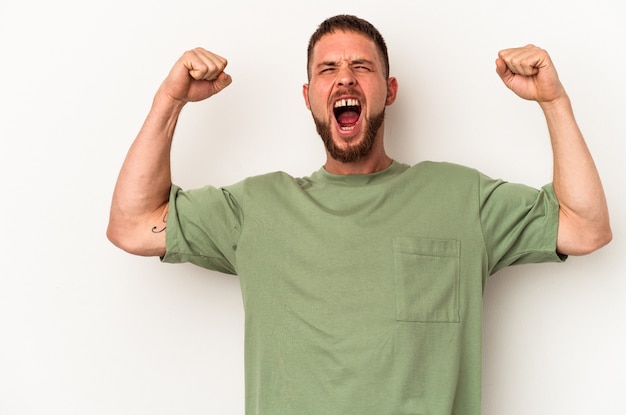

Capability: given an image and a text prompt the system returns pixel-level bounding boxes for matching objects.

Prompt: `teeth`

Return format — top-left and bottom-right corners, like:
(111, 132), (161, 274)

(334, 98), (360, 108)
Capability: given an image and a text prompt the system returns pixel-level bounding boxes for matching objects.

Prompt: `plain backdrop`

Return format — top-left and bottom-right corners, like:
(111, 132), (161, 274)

(1, 0), (624, 414)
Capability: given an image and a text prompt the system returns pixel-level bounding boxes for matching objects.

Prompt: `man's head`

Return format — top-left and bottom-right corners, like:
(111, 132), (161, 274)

(307, 15), (390, 81)
(303, 15), (397, 168)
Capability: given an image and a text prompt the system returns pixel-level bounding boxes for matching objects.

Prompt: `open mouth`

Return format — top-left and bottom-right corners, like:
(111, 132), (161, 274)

(333, 98), (362, 131)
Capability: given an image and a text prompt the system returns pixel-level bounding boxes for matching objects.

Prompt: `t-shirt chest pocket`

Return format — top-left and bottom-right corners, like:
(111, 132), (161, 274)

(392, 237), (460, 323)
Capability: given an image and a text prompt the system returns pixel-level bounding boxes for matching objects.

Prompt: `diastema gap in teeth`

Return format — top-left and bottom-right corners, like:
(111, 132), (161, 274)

(335, 98), (360, 108)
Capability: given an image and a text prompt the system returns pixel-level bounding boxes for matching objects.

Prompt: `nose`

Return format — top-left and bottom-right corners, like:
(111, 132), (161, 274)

(336, 67), (356, 87)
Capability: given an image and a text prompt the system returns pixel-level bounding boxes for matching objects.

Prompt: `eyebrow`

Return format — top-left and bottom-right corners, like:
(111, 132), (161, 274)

(317, 58), (376, 68)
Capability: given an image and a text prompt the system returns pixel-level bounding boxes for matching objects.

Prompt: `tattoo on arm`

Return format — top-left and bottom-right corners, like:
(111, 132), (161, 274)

(151, 209), (168, 234)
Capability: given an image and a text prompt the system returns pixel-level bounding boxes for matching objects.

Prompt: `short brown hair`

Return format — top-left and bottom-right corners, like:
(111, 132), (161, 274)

(307, 15), (390, 80)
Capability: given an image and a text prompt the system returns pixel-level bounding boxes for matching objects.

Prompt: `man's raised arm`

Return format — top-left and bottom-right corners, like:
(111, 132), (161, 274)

(495, 44), (612, 256)
(107, 48), (232, 256)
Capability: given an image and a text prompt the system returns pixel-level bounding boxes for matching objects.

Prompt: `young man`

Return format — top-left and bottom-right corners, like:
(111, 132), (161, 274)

(108, 15), (611, 415)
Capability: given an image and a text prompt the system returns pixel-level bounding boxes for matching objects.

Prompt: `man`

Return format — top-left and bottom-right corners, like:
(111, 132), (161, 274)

(108, 14), (611, 415)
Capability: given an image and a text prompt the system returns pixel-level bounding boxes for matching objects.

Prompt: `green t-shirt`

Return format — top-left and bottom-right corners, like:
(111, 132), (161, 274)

(163, 160), (564, 415)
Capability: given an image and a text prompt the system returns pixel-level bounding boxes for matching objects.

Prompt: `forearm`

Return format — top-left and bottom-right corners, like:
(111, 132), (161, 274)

(541, 95), (612, 254)
(107, 90), (184, 253)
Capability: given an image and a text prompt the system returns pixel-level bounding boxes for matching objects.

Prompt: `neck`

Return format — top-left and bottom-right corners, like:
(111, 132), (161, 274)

(324, 151), (393, 175)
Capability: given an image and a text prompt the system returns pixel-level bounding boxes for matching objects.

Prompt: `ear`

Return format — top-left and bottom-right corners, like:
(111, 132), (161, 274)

(302, 83), (311, 110)
(386, 77), (398, 106)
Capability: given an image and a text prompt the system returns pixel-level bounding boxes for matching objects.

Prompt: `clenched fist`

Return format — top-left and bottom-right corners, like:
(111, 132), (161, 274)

(496, 44), (566, 104)
(159, 47), (233, 104)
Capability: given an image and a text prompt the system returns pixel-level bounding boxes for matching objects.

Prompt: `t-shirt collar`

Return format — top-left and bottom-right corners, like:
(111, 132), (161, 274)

(310, 160), (409, 186)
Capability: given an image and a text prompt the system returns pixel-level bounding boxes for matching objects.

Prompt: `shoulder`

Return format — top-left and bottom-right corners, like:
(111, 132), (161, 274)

(224, 171), (308, 200)
(405, 160), (482, 183)
(233, 171), (300, 188)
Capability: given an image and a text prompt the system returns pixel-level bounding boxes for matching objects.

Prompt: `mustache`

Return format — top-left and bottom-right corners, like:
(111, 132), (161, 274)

(330, 89), (363, 102)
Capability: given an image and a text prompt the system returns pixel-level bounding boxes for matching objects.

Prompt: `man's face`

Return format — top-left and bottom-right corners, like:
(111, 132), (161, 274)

(303, 30), (397, 163)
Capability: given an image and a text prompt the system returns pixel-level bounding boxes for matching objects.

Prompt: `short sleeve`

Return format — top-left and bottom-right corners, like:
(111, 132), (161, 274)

(161, 184), (243, 274)
(479, 175), (566, 275)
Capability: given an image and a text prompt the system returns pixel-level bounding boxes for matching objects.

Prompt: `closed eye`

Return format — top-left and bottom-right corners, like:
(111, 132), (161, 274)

(352, 59), (375, 71)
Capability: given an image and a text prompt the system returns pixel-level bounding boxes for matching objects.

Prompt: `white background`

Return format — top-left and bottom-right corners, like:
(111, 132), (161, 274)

(1, 0), (624, 414)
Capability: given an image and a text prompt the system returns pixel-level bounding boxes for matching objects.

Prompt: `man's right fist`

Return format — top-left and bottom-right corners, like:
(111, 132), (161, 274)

(161, 47), (232, 103)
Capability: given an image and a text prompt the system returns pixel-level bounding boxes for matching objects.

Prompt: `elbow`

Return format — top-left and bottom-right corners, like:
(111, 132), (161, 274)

(590, 224), (613, 253)
(106, 221), (132, 253)
(567, 224), (613, 256)
(106, 217), (166, 257)
(586, 216), (613, 254)
(106, 219), (142, 256)
(557, 204), (612, 256)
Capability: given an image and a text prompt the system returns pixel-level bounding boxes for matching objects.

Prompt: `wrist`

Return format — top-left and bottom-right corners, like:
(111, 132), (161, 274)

(539, 92), (571, 114)
(154, 87), (187, 113)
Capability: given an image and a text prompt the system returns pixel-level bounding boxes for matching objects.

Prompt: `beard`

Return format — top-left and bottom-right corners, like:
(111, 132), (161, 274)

(312, 108), (385, 163)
